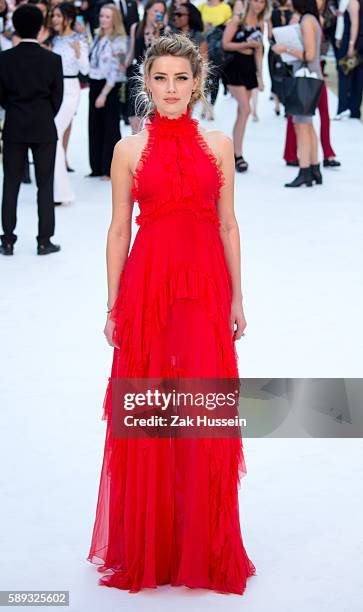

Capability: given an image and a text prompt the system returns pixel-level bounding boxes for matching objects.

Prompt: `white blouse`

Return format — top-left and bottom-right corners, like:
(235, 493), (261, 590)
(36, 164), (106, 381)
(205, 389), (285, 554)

(89, 34), (128, 86)
(52, 32), (89, 77)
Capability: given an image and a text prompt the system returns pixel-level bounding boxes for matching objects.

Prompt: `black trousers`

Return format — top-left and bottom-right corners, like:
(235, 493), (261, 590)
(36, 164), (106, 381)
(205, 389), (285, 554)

(88, 78), (121, 176)
(1, 141), (57, 246)
(337, 62), (363, 118)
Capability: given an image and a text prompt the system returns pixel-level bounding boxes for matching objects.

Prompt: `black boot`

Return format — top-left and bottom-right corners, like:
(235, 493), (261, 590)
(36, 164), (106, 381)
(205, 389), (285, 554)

(285, 167), (313, 188)
(310, 163), (323, 185)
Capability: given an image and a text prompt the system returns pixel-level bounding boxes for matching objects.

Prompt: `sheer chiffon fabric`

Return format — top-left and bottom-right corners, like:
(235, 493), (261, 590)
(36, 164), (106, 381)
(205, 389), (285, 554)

(87, 107), (256, 594)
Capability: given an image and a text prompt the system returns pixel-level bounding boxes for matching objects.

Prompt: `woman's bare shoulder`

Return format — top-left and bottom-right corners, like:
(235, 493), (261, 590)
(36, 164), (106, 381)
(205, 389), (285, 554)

(113, 129), (149, 172)
(198, 126), (233, 165)
(301, 13), (317, 28)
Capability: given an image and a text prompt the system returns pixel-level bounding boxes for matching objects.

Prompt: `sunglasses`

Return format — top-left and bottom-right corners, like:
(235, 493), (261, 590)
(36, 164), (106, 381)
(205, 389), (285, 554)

(173, 11), (188, 17)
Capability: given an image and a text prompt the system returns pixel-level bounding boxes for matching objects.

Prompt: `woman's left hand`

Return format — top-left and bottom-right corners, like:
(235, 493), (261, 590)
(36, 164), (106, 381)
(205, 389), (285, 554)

(272, 43), (286, 55)
(348, 43), (355, 57)
(95, 93), (107, 108)
(230, 300), (246, 340)
(70, 40), (81, 59)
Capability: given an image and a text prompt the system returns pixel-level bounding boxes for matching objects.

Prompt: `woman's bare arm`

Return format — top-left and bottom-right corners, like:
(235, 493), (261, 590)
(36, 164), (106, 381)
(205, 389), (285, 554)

(200, 38), (209, 61)
(215, 133), (246, 339)
(106, 138), (134, 312)
(125, 21), (137, 67)
(216, 134), (242, 303)
(301, 14), (317, 62)
(348, 0), (359, 55)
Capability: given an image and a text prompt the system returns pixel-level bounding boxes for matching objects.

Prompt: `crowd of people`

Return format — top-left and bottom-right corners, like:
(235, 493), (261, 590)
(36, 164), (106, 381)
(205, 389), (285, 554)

(0, 0), (362, 253)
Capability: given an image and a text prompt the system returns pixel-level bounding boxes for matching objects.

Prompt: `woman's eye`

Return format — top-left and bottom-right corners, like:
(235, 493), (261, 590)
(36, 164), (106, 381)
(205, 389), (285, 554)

(154, 76), (188, 80)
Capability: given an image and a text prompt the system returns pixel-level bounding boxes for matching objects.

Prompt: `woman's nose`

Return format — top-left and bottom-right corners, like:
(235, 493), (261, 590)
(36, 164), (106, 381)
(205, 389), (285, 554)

(167, 81), (176, 92)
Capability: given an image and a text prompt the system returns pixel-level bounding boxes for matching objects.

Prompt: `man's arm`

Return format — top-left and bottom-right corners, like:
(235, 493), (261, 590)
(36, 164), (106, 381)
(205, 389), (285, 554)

(50, 54), (64, 116)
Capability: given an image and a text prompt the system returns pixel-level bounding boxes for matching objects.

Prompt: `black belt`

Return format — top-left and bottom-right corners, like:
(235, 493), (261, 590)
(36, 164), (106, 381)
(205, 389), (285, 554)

(64, 75), (79, 79)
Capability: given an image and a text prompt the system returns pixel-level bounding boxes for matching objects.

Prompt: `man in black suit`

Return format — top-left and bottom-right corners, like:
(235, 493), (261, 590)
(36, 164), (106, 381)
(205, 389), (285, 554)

(117, 0), (140, 36)
(0, 4), (63, 256)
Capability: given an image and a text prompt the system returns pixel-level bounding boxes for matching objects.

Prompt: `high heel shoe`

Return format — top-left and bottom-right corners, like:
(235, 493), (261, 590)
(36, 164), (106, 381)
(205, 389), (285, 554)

(234, 155), (248, 172)
(285, 167), (313, 187)
(310, 163), (323, 185)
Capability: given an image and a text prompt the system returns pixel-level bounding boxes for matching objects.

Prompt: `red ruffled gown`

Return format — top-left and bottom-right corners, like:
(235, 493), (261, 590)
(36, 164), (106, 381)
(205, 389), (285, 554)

(86, 107), (256, 594)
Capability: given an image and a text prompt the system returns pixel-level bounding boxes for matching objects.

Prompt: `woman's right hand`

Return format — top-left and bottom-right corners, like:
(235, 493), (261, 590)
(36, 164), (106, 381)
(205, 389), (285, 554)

(104, 314), (120, 349)
(248, 39), (262, 49)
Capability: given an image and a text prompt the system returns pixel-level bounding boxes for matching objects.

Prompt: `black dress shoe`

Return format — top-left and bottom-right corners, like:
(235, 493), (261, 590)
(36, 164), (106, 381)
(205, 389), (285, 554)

(323, 158), (341, 168)
(37, 241), (61, 255)
(286, 160), (299, 167)
(285, 167), (313, 188)
(86, 172), (101, 177)
(0, 243), (14, 255)
(66, 166), (75, 173)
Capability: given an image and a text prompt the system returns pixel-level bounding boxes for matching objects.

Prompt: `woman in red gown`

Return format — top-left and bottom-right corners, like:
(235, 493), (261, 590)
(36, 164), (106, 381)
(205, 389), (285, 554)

(86, 33), (256, 595)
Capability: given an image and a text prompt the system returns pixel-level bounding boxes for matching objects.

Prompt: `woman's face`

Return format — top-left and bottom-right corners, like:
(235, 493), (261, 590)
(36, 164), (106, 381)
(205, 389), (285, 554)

(233, 0), (244, 16)
(250, 0), (266, 16)
(173, 4), (189, 27)
(99, 7), (113, 32)
(37, 2), (48, 19)
(146, 55), (198, 117)
(146, 2), (166, 24)
(52, 8), (65, 33)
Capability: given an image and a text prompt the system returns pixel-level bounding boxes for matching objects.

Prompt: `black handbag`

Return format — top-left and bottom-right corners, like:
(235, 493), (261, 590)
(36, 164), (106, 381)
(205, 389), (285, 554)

(282, 62), (324, 116)
(271, 57), (293, 104)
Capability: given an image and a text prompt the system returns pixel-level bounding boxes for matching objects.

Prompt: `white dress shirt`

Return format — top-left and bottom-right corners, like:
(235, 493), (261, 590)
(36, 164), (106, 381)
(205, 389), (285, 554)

(335, 0), (350, 41)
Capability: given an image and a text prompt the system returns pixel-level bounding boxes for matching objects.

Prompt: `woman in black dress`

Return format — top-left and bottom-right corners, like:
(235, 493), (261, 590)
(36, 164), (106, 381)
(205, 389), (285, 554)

(222, 0), (269, 172)
(125, 0), (167, 133)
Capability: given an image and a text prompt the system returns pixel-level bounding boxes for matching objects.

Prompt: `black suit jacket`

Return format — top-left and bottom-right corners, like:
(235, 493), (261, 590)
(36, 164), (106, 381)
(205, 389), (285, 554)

(119, 0), (140, 36)
(0, 42), (63, 143)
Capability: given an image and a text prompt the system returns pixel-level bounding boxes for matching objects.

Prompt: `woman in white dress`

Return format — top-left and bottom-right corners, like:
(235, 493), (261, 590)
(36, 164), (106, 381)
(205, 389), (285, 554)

(51, 2), (89, 205)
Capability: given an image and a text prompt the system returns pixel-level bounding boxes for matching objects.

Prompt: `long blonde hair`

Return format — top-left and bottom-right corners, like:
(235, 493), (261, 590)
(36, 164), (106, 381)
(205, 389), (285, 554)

(98, 3), (127, 39)
(243, 0), (271, 24)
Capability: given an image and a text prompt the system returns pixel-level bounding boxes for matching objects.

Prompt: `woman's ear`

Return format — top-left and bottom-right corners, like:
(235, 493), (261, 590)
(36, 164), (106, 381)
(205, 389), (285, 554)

(145, 77), (151, 94)
(193, 76), (200, 92)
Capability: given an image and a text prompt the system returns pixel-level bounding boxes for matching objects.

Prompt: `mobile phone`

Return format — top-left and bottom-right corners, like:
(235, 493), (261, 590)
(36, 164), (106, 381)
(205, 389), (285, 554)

(155, 11), (164, 22)
(76, 15), (84, 24)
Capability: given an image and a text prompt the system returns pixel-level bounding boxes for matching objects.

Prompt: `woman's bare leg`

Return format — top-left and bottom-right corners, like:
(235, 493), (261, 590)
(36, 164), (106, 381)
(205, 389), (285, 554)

(228, 84), (251, 157)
